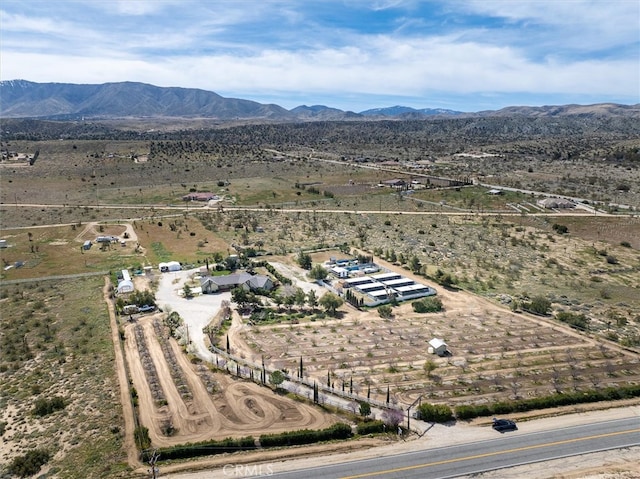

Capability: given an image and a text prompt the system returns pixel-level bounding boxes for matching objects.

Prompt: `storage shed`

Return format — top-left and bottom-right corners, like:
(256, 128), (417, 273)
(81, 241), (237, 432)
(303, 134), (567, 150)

(331, 266), (349, 279)
(117, 269), (134, 294)
(428, 338), (449, 357)
(159, 261), (182, 272)
(117, 279), (134, 294)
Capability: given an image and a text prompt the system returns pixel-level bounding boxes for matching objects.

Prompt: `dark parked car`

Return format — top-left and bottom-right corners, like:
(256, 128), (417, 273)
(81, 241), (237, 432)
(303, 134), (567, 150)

(492, 418), (517, 432)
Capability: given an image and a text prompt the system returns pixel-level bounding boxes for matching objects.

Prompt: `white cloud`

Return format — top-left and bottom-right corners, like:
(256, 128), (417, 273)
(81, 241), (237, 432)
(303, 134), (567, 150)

(459, 0), (640, 52)
(104, 0), (179, 16)
(1, 1), (637, 110)
(5, 32), (636, 103)
(0, 10), (82, 36)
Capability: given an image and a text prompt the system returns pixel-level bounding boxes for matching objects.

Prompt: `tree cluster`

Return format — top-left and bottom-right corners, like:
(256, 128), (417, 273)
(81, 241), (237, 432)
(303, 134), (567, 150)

(32, 396), (66, 417)
(416, 403), (454, 423)
(7, 449), (50, 478)
(556, 311), (590, 330)
(412, 296), (443, 313)
(522, 296), (552, 316)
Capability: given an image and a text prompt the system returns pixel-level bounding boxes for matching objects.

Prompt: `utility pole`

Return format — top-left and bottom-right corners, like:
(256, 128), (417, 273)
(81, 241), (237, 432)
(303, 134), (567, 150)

(147, 449), (160, 479)
(407, 394), (423, 431)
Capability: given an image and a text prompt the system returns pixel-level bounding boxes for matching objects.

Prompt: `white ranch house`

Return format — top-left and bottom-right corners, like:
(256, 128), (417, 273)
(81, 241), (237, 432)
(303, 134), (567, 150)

(200, 273), (275, 294)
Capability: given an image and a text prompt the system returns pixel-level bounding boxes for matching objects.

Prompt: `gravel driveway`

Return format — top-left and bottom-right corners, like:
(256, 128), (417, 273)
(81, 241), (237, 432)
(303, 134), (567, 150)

(155, 268), (231, 360)
(269, 261), (325, 295)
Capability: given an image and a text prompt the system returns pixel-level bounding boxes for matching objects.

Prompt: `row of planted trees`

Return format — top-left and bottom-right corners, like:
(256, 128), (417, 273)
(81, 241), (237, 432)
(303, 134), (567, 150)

(231, 283), (344, 321)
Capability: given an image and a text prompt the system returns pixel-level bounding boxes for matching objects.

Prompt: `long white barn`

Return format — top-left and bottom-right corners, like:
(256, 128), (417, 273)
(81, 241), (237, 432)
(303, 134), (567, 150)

(343, 270), (436, 306)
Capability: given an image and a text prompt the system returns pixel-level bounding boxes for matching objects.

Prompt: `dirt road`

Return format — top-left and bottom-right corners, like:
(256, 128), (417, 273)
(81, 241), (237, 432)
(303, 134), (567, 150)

(104, 277), (141, 469)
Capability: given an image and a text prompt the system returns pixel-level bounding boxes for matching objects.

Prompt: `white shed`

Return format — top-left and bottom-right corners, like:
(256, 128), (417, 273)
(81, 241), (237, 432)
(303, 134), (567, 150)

(159, 261), (181, 272)
(117, 279), (134, 294)
(331, 266), (349, 279)
(428, 338), (449, 356)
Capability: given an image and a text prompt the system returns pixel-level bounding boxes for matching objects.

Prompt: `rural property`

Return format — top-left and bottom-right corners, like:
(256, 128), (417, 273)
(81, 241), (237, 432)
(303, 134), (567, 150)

(1, 113), (639, 478)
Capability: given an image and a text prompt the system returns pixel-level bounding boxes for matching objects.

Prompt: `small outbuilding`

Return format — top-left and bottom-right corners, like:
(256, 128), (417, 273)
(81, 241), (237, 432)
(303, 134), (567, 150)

(182, 192), (218, 202)
(428, 338), (449, 357)
(537, 197), (575, 209)
(382, 179), (406, 188)
(159, 261), (182, 272)
(331, 266), (349, 279)
(117, 269), (134, 294)
(96, 235), (117, 243)
(117, 279), (134, 294)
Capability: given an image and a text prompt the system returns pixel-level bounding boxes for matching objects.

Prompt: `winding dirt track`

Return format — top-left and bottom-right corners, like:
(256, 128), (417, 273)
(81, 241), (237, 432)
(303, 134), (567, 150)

(123, 315), (336, 448)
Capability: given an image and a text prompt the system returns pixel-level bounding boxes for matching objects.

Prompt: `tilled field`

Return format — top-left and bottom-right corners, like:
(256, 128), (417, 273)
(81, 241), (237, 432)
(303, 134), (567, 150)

(123, 315), (337, 447)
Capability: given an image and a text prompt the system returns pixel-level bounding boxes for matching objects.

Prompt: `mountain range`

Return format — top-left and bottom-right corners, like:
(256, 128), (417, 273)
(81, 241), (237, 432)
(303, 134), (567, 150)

(1, 80), (638, 121)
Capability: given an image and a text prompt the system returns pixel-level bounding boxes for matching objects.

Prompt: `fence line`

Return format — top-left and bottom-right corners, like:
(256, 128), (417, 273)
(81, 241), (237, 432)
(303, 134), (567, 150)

(0, 270), (109, 285)
(206, 342), (407, 416)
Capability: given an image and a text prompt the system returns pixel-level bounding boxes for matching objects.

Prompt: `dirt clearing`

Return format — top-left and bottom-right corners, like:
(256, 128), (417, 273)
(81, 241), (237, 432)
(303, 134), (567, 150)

(123, 314), (337, 447)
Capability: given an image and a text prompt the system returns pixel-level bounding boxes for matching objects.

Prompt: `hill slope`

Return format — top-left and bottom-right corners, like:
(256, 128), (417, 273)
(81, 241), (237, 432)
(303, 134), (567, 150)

(0, 80), (293, 120)
(1, 80), (638, 120)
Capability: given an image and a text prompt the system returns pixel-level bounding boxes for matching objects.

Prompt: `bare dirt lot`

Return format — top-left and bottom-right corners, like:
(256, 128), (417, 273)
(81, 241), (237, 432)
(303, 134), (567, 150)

(123, 314), (338, 447)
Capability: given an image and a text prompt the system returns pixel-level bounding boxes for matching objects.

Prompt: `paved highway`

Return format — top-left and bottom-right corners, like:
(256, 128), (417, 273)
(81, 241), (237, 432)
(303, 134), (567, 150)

(267, 418), (639, 479)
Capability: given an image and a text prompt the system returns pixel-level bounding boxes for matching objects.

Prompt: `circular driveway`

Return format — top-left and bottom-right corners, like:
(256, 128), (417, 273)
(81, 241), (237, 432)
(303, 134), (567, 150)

(155, 268), (231, 360)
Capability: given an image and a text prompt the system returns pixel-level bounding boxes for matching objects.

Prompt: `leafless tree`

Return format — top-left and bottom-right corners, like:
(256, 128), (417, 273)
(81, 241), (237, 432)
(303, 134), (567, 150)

(551, 367), (563, 393)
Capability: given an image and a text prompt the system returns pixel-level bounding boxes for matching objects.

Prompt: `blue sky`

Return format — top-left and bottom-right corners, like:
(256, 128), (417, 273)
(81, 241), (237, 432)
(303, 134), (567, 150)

(1, 0), (639, 112)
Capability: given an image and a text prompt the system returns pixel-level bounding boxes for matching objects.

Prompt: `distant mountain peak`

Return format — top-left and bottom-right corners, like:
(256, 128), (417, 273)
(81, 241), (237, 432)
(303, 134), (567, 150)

(359, 105), (464, 117)
(1, 80), (637, 121)
(0, 80), (288, 120)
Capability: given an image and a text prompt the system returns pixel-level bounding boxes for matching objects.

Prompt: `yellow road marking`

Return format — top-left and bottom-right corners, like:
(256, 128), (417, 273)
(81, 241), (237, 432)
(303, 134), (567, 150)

(341, 428), (640, 479)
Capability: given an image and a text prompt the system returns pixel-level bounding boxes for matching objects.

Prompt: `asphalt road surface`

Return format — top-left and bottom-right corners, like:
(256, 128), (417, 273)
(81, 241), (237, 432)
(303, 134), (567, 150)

(268, 418), (639, 479)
